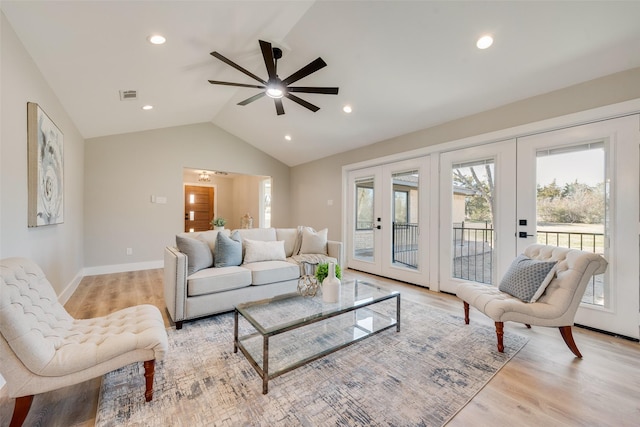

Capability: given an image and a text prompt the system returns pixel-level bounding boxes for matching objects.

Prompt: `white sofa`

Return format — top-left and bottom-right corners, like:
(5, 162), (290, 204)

(164, 227), (342, 329)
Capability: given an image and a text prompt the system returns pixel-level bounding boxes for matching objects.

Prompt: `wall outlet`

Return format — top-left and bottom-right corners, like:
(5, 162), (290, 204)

(126, 248), (133, 255)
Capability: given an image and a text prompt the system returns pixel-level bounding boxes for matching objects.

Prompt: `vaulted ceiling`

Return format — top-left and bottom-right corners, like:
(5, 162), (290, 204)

(3, 1), (640, 166)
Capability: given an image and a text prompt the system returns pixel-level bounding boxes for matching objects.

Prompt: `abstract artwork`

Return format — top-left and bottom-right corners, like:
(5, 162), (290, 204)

(27, 102), (64, 226)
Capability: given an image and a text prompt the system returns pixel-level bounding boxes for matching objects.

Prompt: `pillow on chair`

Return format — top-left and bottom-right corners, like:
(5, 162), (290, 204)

(499, 254), (557, 302)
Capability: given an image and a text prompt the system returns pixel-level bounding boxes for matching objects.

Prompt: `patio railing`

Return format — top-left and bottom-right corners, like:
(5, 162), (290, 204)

(450, 223), (605, 305)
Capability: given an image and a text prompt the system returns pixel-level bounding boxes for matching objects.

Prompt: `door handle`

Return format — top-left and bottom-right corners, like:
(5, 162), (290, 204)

(376, 225), (381, 230)
(518, 231), (534, 238)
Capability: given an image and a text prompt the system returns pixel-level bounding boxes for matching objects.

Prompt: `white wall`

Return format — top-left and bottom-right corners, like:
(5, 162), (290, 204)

(0, 12), (85, 295)
(83, 123), (291, 269)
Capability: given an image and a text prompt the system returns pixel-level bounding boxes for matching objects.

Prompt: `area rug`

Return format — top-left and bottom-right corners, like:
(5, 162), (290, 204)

(96, 300), (527, 427)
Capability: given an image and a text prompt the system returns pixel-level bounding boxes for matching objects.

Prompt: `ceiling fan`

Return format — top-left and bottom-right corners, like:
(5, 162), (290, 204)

(208, 40), (339, 115)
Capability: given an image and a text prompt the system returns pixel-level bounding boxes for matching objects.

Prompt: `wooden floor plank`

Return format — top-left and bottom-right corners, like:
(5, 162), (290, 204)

(1, 268), (638, 426)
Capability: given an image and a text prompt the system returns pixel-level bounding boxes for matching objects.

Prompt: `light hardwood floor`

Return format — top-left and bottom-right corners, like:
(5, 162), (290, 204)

(1, 268), (639, 426)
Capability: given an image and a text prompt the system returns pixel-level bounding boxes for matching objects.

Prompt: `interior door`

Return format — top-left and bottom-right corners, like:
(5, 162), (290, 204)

(184, 185), (214, 232)
(516, 116), (639, 338)
(439, 140), (517, 294)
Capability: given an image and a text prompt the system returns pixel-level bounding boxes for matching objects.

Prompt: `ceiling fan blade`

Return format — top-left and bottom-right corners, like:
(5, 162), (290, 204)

(281, 57), (327, 86)
(208, 80), (265, 89)
(274, 98), (285, 115)
(285, 93), (320, 113)
(238, 92), (266, 106)
(288, 86), (339, 95)
(259, 40), (277, 81)
(210, 51), (266, 84)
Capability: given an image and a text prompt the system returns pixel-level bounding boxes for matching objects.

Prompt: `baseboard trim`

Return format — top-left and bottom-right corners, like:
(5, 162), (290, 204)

(82, 260), (164, 276)
(58, 271), (84, 305)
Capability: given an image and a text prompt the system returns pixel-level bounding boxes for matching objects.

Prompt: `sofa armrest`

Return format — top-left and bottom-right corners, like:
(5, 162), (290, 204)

(164, 246), (187, 324)
(327, 240), (343, 269)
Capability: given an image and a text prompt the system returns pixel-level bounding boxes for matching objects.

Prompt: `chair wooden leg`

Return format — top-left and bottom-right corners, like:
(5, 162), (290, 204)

(10, 395), (33, 427)
(559, 326), (583, 358)
(495, 321), (504, 352)
(143, 360), (155, 402)
(463, 301), (470, 324)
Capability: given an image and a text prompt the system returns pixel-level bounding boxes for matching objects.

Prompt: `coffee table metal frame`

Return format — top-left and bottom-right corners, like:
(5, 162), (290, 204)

(233, 280), (400, 393)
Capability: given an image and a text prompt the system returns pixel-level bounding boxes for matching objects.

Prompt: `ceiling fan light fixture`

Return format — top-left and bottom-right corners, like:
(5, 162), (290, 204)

(266, 86), (284, 99)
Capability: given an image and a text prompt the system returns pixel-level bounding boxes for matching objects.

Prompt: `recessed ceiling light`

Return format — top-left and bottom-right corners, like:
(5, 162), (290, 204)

(343, 105), (353, 113)
(142, 105), (154, 110)
(476, 35), (493, 49)
(284, 135), (292, 141)
(148, 34), (166, 45)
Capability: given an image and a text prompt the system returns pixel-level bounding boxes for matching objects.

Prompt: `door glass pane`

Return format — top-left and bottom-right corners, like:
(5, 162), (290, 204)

(392, 170), (419, 269)
(354, 178), (374, 261)
(452, 159), (495, 284)
(536, 142), (607, 306)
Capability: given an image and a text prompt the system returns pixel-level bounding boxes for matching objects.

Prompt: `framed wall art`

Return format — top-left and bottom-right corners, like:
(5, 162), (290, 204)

(27, 102), (64, 227)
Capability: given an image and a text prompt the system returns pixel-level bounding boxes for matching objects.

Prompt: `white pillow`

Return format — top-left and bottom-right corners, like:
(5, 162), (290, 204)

(299, 228), (328, 255)
(243, 239), (286, 263)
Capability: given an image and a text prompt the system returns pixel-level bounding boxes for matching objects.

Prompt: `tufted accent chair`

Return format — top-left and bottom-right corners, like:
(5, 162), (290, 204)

(456, 244), (608, 357)
(0, 257), (169, 427)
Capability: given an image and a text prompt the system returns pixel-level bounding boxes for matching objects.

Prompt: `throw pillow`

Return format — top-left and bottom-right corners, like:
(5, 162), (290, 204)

(176, 235), (213, 275)
(499, 254), (557, 303)
(243, 239), (286, 264)
(214, 231), (242, 267)
(299, 228), (328, 255)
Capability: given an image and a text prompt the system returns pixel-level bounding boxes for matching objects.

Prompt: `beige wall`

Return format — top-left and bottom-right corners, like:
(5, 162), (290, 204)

(289, 68), (640, 239)
(231, 174), (264, 229)
(84, 123), (290, 268)
(0, 12), (85, 294)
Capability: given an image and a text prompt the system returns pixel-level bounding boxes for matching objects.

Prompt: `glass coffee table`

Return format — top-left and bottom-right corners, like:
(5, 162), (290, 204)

(233, 280), (400, 393)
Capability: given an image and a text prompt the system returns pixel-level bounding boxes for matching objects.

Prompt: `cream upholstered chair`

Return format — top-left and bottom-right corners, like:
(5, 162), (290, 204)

(456, 244), (608, 357)
(0, 258), (168, 427)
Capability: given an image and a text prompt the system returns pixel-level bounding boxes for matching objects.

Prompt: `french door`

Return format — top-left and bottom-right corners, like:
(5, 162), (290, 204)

(438, 116), (639, 338)
(516, 116), (639, 338)
(439, 140), (517, 293)
(347, 157), (430, 286)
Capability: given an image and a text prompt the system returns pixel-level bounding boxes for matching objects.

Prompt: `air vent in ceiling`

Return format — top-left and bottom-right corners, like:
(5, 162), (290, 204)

(119, 90), (137, 101)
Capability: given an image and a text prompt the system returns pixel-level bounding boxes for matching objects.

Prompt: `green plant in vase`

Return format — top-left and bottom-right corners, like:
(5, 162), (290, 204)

(211, 217), (226, 229)
(315, 263), (341, 283)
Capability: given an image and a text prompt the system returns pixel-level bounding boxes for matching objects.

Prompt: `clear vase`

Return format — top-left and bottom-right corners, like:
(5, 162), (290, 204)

(322, 262), (341, 303)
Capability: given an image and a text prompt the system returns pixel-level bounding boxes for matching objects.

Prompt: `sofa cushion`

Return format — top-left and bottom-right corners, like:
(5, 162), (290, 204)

(235, 228), (277, 242)
(299, 227), (328, 255)
(242, 260), (300, 286)
(195, 229), (230, 256)
(243, 239), (286, 263)
(499, 254), (557, 302)
(276, 228), (298, 257)
(187, 266), (252, 297)
(214, 231), (242, 267)
(176, 235), (213, 275)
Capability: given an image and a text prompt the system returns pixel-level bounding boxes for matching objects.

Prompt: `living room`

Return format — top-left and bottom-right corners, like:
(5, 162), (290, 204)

(2, 1), (640, 426)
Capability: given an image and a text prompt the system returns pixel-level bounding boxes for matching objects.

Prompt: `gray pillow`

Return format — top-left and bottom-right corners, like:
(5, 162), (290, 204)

(499, 254), (557, 302)
(176, 235), (213, 275)
(214, 230), (242, 267)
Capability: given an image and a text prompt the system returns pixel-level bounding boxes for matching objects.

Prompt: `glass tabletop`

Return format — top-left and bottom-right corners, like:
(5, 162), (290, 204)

(236, 280), (399, 336)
